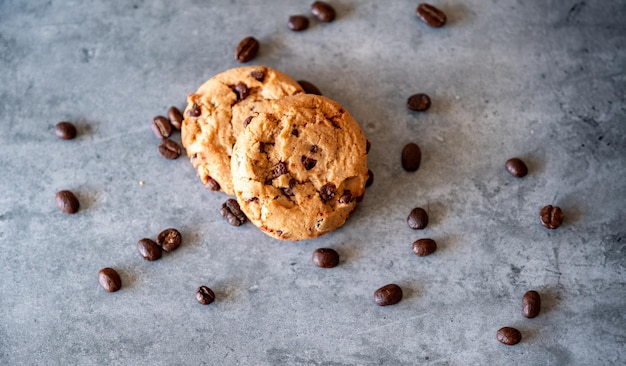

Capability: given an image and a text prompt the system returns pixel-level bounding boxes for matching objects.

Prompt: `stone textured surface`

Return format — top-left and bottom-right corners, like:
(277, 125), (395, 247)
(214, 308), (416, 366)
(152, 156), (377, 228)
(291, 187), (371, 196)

(1, 1), (625, 365)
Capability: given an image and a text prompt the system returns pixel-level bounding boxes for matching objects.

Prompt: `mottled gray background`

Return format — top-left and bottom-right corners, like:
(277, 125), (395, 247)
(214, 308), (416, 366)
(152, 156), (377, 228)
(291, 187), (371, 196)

(1, 0), (625, 365)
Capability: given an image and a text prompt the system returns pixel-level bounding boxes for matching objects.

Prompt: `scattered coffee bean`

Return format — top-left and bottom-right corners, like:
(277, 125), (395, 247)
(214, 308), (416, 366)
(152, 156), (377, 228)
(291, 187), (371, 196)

(298, 80), (322, 95)
(374, 284), (403, 306)
(136, 238), (162, 261)
(288, 15), (310, 31)
(221, 199), (246, 226)
(496, 327), (522, 346)
(302, 155), (317, 170)
(272, 161), (288, 178)
(187, 103), (201, 117)
(312, 248), (340, 268)
(407, 93), (431, 111)
(151, 116), (172, 139)
(505, 158), (528, 178)
(522, 290), (541, 318)
(402, 143), (422, 171)
(168, 106), (184, 130)
(250, 69), (265, 81)
(540, 205), (564, 229)
(233, 82), (249, 100)
(235, 36), (260, 63)
(311, 1), (336, 22)
(196, 286), (215, 305)
(204, 176), (220, 191)
(412, 238), (437, 256)
(98, 267), (122, 292)
(157, 228), (182, 252)
(339, 190), (352, 204)
(366, 169), (374, 187)
(55, 122), (77, 140)
(407, 207), (428, 230)
(158, 139), (182, 160)
(55, 190), (80, 214)
(416, 3), (447, 28)
(319, 183), (336, 202)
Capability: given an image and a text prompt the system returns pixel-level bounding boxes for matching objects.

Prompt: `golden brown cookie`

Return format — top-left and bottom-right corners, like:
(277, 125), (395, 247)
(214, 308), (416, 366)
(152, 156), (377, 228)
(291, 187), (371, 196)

(231, 94), (369, 241)
(181, 66), (304, 195)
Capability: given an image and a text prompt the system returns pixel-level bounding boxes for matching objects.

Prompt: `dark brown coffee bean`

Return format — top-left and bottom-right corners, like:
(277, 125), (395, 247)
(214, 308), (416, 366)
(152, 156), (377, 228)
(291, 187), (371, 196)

(98, 267), (122, 292)
(221, 199), (246, 226)
(187, 103), (201, 117)
(366, 169), (374, 187)
(136, 238), (162, 261)
(235, 36), (259, 63)
(250, 69), (265, 81)
(204, 176), (220, 191)
(402, 143), (422, 172)
(272, 161), (288, 178)
(312, 248), (339, 268)
(243, 116), (253, 128)
(302, 155), (317, 170)
(288, 15), (310, 31)
(158, 139), (181, 160)
(496, 327), (522, 346)
(311, 1), (336, 22)
(168, 106), (184, 130)
(319, 183), (336, 202)
(339, 190), (352, 204)
(505, 158), (528, 178)
(540, 205), (564, 229)
(55, 190), (79, 214)
(298, 80), (322, 95)
(522, 290), (541, 318)
(366, 139), (371, 153)
(196, 286), (215, 305)
(233, 82), (249, 100)
(374, 284), (403, 306)
(412, 238), (437, 256)
(407, 207), (428, 230)
(407, 93), (432, 111)
(157, 228), (182, 252)
(416, 3), (447, 28)
(55, 122), (77, 140)
(151, 116), (172, 138)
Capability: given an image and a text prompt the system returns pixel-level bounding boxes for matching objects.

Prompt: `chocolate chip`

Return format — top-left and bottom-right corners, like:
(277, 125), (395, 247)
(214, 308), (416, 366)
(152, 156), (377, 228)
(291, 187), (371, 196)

(302, 155), (317, 170)
(55, 122), (77, 140)
(55, 190), (79, 214)
(291, 129), (299, 137)
(98, 267), (122, 293)
(158, 139), (182, 160)
(540, 205), (564, 229)
(339, 190), (352, 204)
(204, 176), (220, 191)
(168, 106), (184, 130)
(374, 284), (403, 306)
(235, 36), (260, 63)
(312, 248), (340, 268)
(319, 183), (336, 202)
(283, 187), (294, 196)
(366, 169), (374, 187)
(496, 327), (522, 346)
(407, 207), (428, 229)
(310, 145), (318, 153)
(250, 69), (265, 81)
(311, 1), (336, 22)
(402, 143), (422, 172)
(136, 238), (162, 261)
(289, 178), (296, 188)
(407, 93), (432, 111)
(187, 103), (201, 117)
(259, 142), (266, 153)
(297, 80), (322, 95)
(505, 158), (528, 178)
(412, 238), (437, 256)
(157, 228), (182, 252)
(416, 3), (447, 28)
(240, 116), (253, 129)
(522, 290), (541, 318)
(151, 115), (172, 138)
(272, 161), (288, 178)
(233, 82), (250, 100)
(288, 15), (310, 31)
(196, 286), (215, 305)
(221, 199), (246, 226)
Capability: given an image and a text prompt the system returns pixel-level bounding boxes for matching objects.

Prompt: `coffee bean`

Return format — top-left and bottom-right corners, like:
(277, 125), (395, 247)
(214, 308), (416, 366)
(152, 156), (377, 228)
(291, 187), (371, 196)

(196, 286), (215, 305)
(540, 205), (564, 229)
(55, 122), (77, 140)
(302, 155), (317, 170)
(272, 161), (288, 178)
(235, 36), (259, 63)
(250, 69), (265, 81)
(412, 238), (437, 256)
(204, 176), (220, 191)
(407, 207), (428, 230)
(168, 106), (184, 130)
(55, 190), (80, 214)
(136, 238), (162, 261)
(319, 183), (336, 202)
(187, 103), (201, 117)
(312, 248), (339, 268)
(151, 116), (172, 139)
(407, 93), (431, 111)
(505, 158), (528, 178)
(157, 228), (182, 252)
(233, 82), (249, 100)
(496, 327), (522, 346)
(366, 169), (374, 187)
(374, 284), (403, 306)
(416, 3), (447, 28)
(158, 138), (181, 160)
(339, 190), (352, 204)
(288, 15), (310, 31)
(221, 199), (246, 226)
(298, 80), (322, 95)
(311, 1), (336, 22)
(402, 143), (422, 171)
(522, 290), (541, 318)
(98, 267), (122, 292)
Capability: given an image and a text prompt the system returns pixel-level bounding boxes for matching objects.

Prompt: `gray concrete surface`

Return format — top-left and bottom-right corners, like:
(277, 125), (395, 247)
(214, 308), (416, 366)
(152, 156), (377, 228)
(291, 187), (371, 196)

(1, 0), (625, 365)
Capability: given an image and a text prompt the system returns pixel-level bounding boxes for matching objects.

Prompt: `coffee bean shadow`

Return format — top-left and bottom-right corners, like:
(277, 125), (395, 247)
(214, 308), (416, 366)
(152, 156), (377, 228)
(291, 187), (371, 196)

(337, 242), (362, 266)
(536, 286), (561, 317)
(559, 203), (583, 227)
(522, 154), (544, 176)
(116, 265), (140, 291)
(441, 3), (471, 27)
(425, 201), (446, 229)
(332, 2), (356, 21)
(434, 233), (460, 255)
(74, 121), (93, 139)
(74, 187), (101, 213)
(397, 282), (419, 303)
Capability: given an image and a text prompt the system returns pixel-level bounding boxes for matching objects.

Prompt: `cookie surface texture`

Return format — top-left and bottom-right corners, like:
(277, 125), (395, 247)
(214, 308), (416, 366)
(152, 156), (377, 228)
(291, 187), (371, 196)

(181, 66), (304, 195)
(231, 94), (369, 241)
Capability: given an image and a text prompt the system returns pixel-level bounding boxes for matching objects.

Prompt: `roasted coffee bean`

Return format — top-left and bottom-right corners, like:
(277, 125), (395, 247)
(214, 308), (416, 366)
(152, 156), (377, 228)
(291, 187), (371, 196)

(407, 207), (428, 230)
(407, 93), (432, 111)
(302, 156), (317, 170)
(204, 176), (220, 191)
(312, 248), (339, 268)
(319, 183), (336, 202)
(416, 3), (447, 28)
(196, 286), (215, 305)
(233, 82), (249, 100)
(158, 138), (181, 160)
(157, 228), (182, 252)
(374, 284), (403, 306)
(402, 143), (422, 171)
(168, 106), (184, 130)
(250, 69), (265, 81)
(272, 161), (288, 178)
(497, 327), (522, 346)
(136, 238), (162, 261)
(522, 290), (541, 318)
(187, 103), (201, 117)
(412, 238), (437, 256)
(221, 199), (246, 226)
(311, 1), (336, 22)
(242, 116), (253, 128)
(366, 169), (374, 187)
(288, 15), (310, 31)
(151, 116), (172, 138)
(98, 267), (122, 292)
(55, 190), (80, 214)
(55, 122), (77, 140)
(235, 36), (259, 63)
(339, 190), (352, 204)
(298, 80), (322, 95)
(540, 205), (564, 229)
(505, 158), (528, 178)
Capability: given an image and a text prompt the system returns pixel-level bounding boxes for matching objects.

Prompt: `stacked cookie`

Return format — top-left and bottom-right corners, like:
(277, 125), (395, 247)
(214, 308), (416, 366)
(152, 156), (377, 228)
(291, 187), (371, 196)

(181, 66), (369, 241)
